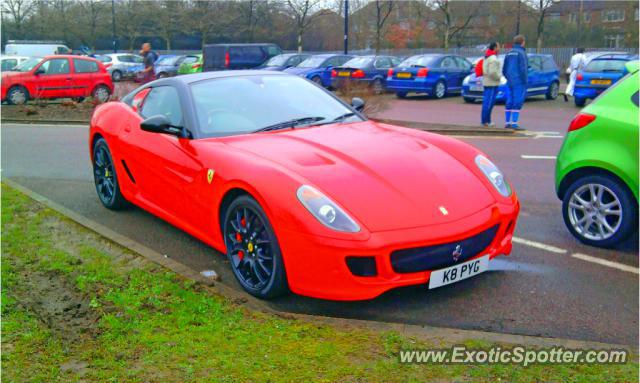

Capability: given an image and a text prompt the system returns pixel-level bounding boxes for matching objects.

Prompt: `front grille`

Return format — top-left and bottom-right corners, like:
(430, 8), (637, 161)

(390, 225), (499, 274)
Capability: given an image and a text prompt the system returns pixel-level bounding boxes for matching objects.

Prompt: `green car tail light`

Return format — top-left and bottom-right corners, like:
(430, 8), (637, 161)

(568, 113), (596, 132)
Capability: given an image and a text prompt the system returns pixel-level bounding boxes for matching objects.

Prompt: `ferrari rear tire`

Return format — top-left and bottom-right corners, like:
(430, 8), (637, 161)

(92, 138), (129, 210)
(7, 86), (29, 105)
(223, 195), (288, 299)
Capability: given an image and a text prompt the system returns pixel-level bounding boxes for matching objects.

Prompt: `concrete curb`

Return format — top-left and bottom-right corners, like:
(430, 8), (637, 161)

(2, 119), (89, 125)
(4, 179), (636, 352)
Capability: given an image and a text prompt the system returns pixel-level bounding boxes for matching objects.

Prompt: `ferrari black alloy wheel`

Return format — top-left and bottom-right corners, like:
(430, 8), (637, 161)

(223, 195), (288, 299)
(93, 138), (128, 210)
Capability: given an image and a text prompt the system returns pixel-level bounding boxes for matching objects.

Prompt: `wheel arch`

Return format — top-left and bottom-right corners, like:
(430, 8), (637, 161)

(557, 166), (637, 203)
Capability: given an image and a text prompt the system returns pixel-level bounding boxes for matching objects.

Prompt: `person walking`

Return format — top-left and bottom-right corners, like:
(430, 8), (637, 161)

(502, 35), (528, 131)
(139, 43), (158, 84)
(564, 47), (586, 102)
(481, 42), (501, 127)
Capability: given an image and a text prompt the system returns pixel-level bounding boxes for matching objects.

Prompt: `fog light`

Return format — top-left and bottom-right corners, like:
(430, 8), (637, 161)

(346, 256), (377, 277)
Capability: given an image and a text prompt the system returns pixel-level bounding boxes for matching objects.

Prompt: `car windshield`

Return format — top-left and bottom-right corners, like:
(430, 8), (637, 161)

(157, 56), (178, 65)
(297, 56), (326, 68)
(399, 55), (439, 67)
(12, 57), (42, 72)
(191, 75), (362, 137)
(343, 57), (373, 68)
(265, 55), (289, 66)
(585, 59), (628, 73)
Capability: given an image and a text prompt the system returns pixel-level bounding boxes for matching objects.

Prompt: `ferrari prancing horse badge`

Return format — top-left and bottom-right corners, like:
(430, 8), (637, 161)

(207, 169), (215, 184)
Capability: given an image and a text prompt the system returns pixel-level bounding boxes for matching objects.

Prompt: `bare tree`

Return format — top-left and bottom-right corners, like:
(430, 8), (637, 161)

(78, 0), (107, 49)
(2, 0), (37, 37)
(526, 0), (555, 52)
(373, 0), (394, 53)
(286, 0), (325, 53)
(431, 0), (483, 51)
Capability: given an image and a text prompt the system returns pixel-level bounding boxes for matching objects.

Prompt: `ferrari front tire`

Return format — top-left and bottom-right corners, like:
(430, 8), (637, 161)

(223, 195), (288, 299)
(92, 138), (129, 210)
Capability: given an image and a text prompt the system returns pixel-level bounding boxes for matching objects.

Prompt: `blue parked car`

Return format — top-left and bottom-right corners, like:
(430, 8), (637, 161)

(573, 53), (638, 107)
(461, 54), (560, 103)
(284, 54), (353, 87)
(331, 55), (402, 94)
(154, 54), (186, 78)
(261, 53), (311, 71)
(386, 54), (473, 98)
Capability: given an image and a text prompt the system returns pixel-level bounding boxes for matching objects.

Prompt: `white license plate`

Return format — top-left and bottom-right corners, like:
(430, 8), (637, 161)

(470, 85), (483, 92)
(428, 255), (489, 289)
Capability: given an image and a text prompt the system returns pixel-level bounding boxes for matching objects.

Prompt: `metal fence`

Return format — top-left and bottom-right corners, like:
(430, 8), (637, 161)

(97, 46), (638, 71)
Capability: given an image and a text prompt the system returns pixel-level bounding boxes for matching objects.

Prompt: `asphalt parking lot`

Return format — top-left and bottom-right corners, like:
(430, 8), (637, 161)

(2, 94), (637, 346)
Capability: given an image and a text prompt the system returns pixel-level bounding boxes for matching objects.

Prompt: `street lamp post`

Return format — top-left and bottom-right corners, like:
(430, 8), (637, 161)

(111, 0), (117, 53)
(344, 0), (349, 54)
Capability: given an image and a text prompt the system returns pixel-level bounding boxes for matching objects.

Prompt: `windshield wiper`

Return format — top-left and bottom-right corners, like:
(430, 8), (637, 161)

(253, 116), (326, 133)
(315, 112), (358, 126)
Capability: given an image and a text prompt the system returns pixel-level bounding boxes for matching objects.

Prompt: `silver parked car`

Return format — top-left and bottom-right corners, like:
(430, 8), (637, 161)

(0, 55), (31, 72)
(97, 53), (144, 81)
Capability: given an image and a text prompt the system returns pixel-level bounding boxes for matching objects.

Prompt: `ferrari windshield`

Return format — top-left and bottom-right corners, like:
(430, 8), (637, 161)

(191, 75), (362, 137)
(13, 57), (42, 72)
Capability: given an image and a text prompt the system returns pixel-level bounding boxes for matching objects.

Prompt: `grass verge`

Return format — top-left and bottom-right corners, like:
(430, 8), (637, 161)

(1, 184), (637, 382)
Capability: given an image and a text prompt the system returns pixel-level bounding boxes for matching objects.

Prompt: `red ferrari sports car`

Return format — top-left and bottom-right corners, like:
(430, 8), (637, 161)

(89, 71), (519, 300)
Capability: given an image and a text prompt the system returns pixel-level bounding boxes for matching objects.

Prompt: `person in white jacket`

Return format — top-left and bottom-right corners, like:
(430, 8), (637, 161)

(565, 48), (586, 101)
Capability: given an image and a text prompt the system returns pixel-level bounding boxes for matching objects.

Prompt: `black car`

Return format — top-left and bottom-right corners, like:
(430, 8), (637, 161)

(203, 43), (282, 71)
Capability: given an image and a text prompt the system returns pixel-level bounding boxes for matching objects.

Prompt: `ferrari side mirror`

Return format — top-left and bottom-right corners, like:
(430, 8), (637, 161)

(140, 115), (184, 137)
(351, 97), (365, 112)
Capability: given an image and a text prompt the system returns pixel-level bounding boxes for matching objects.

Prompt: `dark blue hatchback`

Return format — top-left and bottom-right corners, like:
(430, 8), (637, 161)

(386, 54), (472, 98)
(330, 55), (402, 94)
(573, 53), (638, 107)
(461, 54), (560, 103)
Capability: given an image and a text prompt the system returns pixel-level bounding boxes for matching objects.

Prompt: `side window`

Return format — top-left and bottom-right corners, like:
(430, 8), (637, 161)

(529, 57), (543, 71)
(543, 57), (557, 71)
(73, 59), (99, 73)
(56, 46), (70, 54)
(1, 59), (17, 71)
(325, 57), (340, 67)
(132, 55), (143, 64)
(244, 47), (265, 62)
(454, 57), (470, 70)
(287, 56), (301, 66)
(140, 86), (182, 127)
(441, 57), (455, 69)
(266, 46), (280, 56)
(118, 55), (131, 63)
(374, 57), (391, 69)
(391, 57), (402, 66)
(335, 56), (351, 66)
(38, 58), (70, 75)
(632, 91), (639, 107)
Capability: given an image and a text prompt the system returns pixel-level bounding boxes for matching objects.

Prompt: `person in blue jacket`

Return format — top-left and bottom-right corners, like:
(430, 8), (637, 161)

(502, 35), (528, 131)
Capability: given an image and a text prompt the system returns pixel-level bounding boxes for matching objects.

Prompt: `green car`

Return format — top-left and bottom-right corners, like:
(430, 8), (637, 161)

(555, 61), (639, 247)
(177, 54), (202, 75)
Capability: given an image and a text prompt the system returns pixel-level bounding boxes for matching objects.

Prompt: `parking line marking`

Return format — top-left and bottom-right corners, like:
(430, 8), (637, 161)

(512, 237), (567, 254)
(572, 253), (639, 274)
(521, 155), (557, 160)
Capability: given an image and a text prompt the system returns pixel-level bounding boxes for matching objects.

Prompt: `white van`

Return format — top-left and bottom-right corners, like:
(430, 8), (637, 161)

(4, 40), (71, 57)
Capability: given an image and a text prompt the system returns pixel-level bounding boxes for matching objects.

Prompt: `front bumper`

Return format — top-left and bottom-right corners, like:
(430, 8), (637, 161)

(278, 199), (520, 300)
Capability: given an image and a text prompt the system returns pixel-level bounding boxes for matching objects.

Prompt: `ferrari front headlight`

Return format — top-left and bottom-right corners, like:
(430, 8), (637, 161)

(475, 155), (511, 197)
(297, 185), (360, 232)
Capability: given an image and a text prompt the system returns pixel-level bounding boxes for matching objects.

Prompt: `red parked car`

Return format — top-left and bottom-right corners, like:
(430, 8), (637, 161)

(1, 55), (113, 105)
